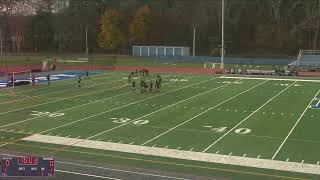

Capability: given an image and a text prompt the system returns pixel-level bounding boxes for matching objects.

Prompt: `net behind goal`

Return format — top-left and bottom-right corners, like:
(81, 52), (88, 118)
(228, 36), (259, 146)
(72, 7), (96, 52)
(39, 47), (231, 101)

(6, 70), (32, 87)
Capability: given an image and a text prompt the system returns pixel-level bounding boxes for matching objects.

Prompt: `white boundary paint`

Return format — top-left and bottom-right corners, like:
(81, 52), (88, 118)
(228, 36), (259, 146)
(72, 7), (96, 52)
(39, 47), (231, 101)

(220, 76), (320, 82)
(22, 134), (320, 175)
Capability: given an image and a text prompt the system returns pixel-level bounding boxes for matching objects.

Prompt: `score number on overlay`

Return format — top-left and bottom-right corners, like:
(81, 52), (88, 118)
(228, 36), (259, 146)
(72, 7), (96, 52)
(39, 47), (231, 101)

(1, 157), (54, 177)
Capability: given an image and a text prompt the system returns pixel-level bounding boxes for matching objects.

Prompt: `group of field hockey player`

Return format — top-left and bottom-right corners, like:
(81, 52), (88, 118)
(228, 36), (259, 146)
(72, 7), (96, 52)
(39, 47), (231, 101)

(127, 69), (162, 93)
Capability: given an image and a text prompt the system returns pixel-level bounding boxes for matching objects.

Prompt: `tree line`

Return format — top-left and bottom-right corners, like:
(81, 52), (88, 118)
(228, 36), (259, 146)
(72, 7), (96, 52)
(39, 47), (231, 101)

(0, 0), (320, 57)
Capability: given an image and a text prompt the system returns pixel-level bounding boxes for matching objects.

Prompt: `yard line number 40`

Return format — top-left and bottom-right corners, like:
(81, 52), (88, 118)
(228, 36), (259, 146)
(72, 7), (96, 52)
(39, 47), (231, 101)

(203, 126), (252, 134)
(110, 118), (149, 125)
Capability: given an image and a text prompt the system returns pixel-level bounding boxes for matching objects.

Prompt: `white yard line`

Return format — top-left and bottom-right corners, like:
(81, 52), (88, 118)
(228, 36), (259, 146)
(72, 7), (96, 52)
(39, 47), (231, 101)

(37, 78), (216, 135)
(202, 81), (296, 152)
(0, 74), (125, 105)
(22, 134), (320, 176)
(86, 79), (231, 140)
(272, 90), (320, 160)
(141, 80), (269, 146)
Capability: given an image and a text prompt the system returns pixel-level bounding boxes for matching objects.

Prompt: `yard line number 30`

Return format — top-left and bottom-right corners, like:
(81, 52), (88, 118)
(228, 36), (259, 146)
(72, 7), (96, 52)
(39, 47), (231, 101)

(110, 118), (149, 125)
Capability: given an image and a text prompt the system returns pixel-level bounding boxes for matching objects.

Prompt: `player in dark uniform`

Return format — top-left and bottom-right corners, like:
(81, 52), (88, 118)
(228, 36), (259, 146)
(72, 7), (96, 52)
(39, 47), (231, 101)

(149, 81), (153, 93)
(140, 79), (144, 93)
(32, 75), (36, 86)
(78, 76), (82, 87)
(46, 74), (50, 86)
(132, 79), (136, 91)
(155, 79), (160, 93)
(144, 81), (148, 93)
(157, 74), (162, 87)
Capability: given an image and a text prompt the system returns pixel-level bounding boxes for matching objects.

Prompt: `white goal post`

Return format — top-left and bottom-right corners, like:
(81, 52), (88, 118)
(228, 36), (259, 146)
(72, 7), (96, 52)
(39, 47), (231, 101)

(7, 70), (32, 88)
(204, 62), (222, 69)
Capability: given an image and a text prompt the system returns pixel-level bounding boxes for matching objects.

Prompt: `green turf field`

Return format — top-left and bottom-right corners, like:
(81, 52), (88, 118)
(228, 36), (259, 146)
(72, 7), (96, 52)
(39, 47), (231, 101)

(0, 71), (319, 179)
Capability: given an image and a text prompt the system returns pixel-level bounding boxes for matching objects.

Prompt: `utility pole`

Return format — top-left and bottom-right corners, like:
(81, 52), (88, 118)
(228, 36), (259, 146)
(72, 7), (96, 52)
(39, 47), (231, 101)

(193, 27), (196, 56)
(85, 26), (88, 57)
(0, 29), (2, 55)
(221, 0), (225, 69)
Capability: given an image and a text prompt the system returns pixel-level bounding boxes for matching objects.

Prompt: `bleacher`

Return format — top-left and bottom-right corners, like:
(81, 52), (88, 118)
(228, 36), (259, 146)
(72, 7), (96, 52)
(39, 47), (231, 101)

(289, 50), (320, 67)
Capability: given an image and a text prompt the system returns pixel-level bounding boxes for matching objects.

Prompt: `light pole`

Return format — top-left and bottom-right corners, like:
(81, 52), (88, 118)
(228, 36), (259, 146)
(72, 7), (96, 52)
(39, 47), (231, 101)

(193, 26), (196, 56)
(85, 26), (88, 57)
(221, 0), (225, 69)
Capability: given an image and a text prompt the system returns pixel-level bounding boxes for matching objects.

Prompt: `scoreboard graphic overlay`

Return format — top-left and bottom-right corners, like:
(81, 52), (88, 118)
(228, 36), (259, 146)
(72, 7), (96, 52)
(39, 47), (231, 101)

(1, 157), (54, 177)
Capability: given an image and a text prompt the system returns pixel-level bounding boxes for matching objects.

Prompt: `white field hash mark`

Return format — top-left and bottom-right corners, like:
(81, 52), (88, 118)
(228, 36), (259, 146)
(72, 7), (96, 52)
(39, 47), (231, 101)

(141, 80), (269, 146)
(202, 81), (296, 152)
(272, 90), (320, 160)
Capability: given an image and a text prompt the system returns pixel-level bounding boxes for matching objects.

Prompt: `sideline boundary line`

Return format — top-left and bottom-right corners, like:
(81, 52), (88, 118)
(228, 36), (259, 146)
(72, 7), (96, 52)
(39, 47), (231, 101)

(272, 90), (320, 159)
(220, 76), (320, 82)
